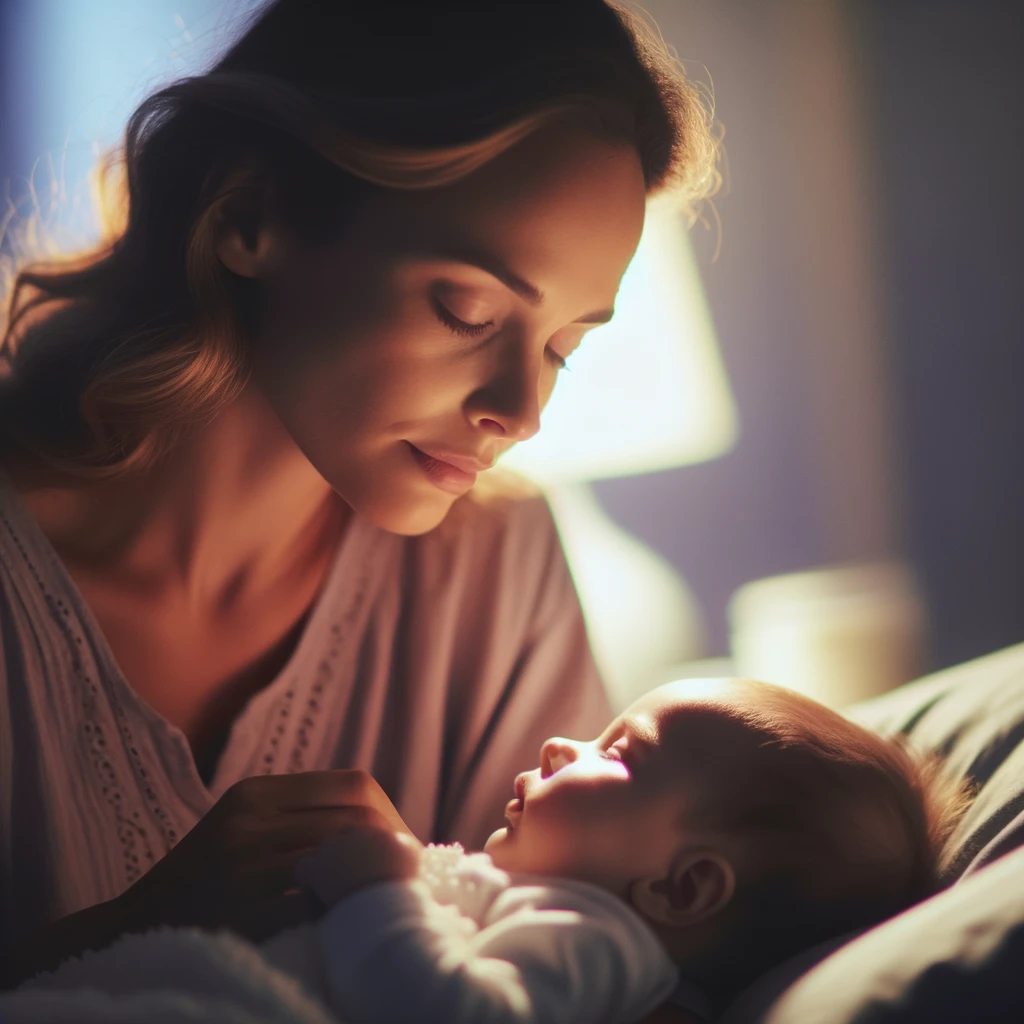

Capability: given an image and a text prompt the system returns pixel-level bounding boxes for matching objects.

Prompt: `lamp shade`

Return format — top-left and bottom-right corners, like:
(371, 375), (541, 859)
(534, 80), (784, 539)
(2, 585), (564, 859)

(501, 200), (738, 483)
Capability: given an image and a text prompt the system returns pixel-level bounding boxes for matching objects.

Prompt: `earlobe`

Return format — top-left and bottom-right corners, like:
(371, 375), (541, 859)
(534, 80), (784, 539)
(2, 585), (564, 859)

(212, 192), (279, 280)
(630, 849), (735, 928)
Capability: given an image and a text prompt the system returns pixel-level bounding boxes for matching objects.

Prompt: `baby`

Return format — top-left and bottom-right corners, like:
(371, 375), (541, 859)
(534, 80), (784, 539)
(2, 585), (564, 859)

(282, 677), (969, 1023)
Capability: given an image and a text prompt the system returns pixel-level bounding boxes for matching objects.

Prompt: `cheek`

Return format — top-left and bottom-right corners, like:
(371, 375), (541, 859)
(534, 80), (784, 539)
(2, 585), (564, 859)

(529, 778), (613, 837)
(537, 372), (558, 413)
(254, 238), (409, 371)
(254, 292), (459, 435)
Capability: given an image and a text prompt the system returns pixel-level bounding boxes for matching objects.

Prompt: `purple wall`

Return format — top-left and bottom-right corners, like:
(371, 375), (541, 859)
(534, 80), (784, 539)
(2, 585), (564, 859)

(853, 0), (1024, 667)
(598, 0), (1024, 668)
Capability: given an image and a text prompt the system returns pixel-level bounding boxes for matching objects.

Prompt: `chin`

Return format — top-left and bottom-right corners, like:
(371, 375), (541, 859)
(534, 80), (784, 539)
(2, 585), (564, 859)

(332, 479), (458, 537)
(369, 499), (454, 537)
(484, 828), (515, 867)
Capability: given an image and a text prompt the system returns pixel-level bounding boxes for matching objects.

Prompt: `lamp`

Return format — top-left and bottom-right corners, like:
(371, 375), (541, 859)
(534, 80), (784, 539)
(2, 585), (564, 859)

(501, 198), (738, 709)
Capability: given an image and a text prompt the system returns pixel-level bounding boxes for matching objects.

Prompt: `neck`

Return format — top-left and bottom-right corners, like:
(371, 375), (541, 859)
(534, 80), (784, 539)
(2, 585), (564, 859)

(13, 381), (346, 610)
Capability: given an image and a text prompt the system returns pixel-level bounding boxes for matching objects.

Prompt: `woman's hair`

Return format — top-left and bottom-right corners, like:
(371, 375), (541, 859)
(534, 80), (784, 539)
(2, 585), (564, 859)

(0, 0), (720, 484)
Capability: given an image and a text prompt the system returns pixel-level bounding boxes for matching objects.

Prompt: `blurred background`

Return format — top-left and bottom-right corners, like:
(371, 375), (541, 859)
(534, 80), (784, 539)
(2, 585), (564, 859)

(1, 0), (1022, 704)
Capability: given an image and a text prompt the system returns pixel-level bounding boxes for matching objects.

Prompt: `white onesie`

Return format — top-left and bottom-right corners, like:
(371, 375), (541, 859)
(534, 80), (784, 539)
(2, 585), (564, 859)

(290, 842), (712, 1024)
(2, 844), (711, 1023)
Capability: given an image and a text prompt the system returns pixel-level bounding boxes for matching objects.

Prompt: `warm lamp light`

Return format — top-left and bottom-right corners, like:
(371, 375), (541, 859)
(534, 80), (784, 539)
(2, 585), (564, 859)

(501, 200), (738, 709)
(502, 198), (736, 483)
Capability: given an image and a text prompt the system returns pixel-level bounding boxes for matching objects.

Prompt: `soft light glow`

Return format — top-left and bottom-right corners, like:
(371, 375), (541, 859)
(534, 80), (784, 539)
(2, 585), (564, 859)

(729, 563), (926, 707)
(546, 483), (705, 710)
(501, 200), (738, 483)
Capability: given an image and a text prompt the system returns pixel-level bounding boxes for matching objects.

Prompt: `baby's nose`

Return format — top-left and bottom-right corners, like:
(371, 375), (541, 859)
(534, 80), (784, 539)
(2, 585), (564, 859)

(540, 737), (578, 776)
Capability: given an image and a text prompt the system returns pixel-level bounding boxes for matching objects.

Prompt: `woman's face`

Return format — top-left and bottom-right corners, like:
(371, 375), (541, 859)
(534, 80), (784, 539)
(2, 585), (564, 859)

(245, 122), (646, 535)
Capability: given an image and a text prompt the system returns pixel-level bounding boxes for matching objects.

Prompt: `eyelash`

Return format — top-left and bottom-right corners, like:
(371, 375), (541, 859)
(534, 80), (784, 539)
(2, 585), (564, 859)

(434, 302), (571, 372)
(434, 301), (492, 338)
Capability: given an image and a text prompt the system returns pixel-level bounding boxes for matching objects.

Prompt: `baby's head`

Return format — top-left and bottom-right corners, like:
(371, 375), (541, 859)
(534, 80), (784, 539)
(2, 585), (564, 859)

(485, 677), (970, 1004)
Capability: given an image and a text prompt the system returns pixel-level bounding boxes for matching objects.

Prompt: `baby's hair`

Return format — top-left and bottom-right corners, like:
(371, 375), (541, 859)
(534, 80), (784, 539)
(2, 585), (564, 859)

(678, 681), (973, 1007)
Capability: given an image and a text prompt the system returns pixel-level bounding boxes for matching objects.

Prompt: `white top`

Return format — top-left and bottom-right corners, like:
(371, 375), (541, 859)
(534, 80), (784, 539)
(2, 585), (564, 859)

(268, 842), (684, 1024)
(0, 470), (611, 946)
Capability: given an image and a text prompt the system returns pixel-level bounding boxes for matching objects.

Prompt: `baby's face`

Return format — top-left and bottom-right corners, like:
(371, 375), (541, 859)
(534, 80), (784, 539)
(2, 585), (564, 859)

(485, 678), (752, 892)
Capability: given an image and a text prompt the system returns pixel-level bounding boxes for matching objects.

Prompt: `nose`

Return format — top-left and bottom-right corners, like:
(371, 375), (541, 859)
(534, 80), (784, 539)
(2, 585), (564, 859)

(467, 337), (544, 442)
(540, 737), (581, 777)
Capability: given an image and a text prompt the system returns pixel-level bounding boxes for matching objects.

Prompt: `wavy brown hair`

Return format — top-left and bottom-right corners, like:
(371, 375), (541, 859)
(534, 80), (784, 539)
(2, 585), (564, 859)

(0, 0), (720, 484)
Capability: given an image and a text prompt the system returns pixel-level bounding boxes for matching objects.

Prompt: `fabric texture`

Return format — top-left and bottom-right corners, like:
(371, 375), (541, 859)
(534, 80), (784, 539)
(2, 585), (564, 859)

(0, 843), (682, 1024)
(0, 924), (334, 1024)
(0, 468), (611, 947)
(846, 641), (1024, 880)
(761, 844), (1024, 1024)
(307, 842), (680, 1024)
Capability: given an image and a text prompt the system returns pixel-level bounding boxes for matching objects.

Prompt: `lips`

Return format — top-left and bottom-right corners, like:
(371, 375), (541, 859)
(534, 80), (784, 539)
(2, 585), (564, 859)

(406, 443), (480, 496)
(505, 774), (527, 827)
(416, 448), (495, 475)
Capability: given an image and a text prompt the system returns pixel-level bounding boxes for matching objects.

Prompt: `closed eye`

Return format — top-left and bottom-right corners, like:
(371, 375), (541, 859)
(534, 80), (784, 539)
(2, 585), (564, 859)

(436, 298), (572, 372)
(600, 745), (628, 767)
(433, 298), (493, 337)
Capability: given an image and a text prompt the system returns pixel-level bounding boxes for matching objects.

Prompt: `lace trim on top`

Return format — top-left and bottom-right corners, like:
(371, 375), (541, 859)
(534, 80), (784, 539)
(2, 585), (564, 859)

(0, 507), (168, 883)
(0, 479), (379, 889)
(257, 554), (376, 778)
(417, 842), (511, 923)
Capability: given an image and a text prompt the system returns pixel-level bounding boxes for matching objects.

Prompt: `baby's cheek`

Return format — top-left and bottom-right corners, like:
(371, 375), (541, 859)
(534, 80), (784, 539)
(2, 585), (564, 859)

(530, 801), (594, 858)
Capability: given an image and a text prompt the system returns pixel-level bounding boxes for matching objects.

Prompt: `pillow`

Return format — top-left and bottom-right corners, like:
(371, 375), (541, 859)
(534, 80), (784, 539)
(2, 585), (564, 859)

(719, 642), (1024, 1023)
(847, 641), (1024, 879)
(761, 844), (1024, 1023)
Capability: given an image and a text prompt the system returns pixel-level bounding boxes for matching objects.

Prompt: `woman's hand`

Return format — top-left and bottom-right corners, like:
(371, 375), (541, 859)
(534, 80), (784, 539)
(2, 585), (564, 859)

(295, 825), (422, 908)
(119, 769), (414, 942)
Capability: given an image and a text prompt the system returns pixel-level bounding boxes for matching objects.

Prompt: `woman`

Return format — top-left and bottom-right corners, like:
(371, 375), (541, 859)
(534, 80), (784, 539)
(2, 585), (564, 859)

(0, 0), (718, 999)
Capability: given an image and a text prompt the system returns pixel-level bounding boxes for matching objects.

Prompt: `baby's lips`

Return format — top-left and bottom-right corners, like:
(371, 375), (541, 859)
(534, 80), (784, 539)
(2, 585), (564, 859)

(514, 773), (527, 802)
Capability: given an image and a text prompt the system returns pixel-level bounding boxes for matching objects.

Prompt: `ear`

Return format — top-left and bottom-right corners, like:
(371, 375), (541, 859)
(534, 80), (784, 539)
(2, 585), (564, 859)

(629, 848), (735, 928)
(212, 183), (283, 280)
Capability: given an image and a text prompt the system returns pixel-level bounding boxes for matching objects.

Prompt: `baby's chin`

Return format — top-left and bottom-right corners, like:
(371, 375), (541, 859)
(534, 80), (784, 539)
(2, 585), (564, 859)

(483, 826), (516, 869)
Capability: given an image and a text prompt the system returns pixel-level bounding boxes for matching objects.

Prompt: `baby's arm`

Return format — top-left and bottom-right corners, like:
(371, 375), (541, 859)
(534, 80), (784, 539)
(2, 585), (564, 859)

(297, 829), (677, 1024)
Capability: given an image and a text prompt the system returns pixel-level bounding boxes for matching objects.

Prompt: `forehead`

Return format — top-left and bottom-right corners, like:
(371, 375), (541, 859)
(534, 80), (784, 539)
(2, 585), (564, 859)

(617, 679), (760, 760)
(628, 679), (742, 727)
(354, 121), (647, 302)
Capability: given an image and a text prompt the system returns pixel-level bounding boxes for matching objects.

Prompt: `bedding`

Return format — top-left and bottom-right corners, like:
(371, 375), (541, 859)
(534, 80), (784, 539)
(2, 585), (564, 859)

(0, 925), (333, 1024)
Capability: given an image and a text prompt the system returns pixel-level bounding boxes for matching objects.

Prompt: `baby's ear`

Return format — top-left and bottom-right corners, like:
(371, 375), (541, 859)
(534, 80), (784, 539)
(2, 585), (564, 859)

(630, 848), (735, 928)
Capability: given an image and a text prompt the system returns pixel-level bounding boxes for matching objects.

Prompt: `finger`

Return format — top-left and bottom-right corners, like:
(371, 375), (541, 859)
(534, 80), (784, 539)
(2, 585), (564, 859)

(232, 846), (321, 898)
(225, 770), (382, 811)
(229, 771), (414, 836)
(256, 804), (393, 853)
(281, 772), (409, 835)
(231, 812), (394, 894)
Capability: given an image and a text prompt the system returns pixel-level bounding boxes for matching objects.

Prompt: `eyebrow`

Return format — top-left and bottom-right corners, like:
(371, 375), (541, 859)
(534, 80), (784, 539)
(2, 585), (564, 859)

(622, 715), (658, 751)
(604, 715), (657, 758)
(426, 244), (616, 325)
